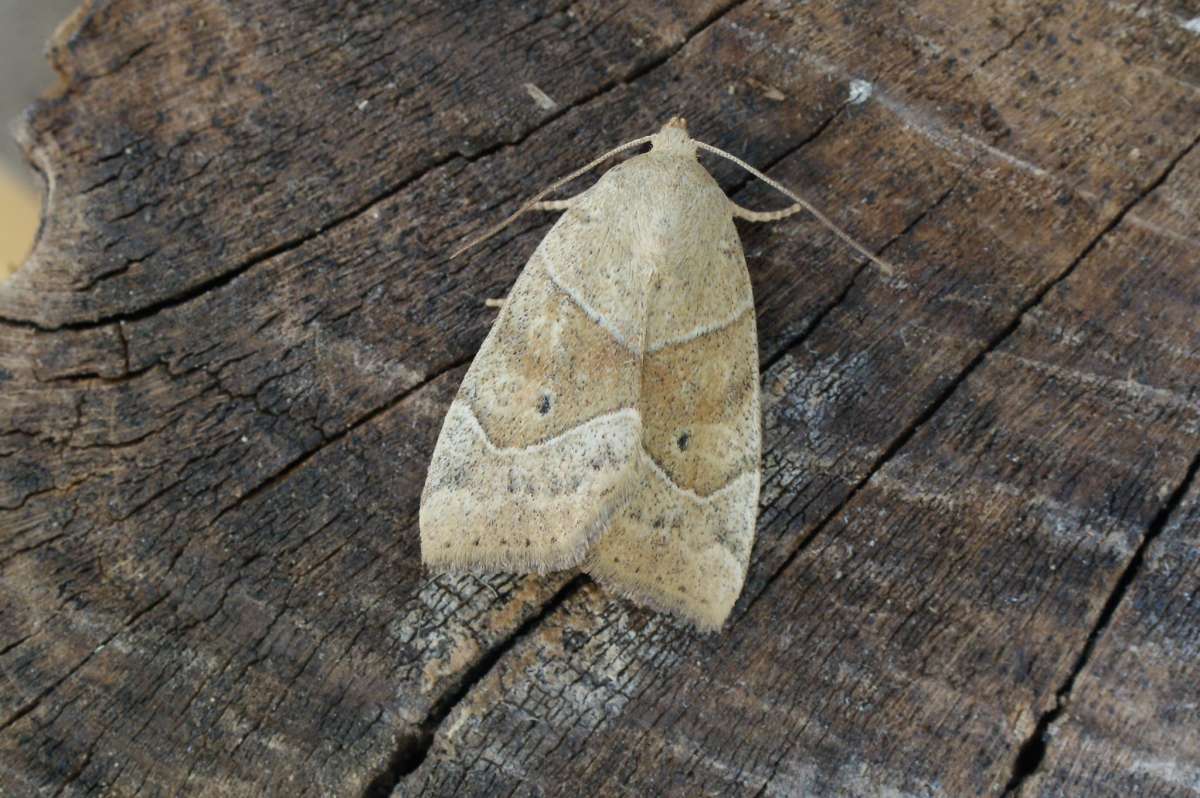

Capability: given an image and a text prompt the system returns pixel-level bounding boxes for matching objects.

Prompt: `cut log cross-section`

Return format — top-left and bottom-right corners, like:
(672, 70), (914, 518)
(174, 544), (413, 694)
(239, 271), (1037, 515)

(1, 2), (1198, 796)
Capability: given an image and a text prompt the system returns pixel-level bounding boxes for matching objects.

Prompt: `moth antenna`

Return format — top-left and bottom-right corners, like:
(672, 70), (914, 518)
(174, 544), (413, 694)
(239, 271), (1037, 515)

(695, 140), (895, 276)
(450, 134), (655, 259)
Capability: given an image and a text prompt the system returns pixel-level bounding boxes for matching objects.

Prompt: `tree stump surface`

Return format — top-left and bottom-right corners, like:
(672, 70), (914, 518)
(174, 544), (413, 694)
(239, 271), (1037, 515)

(2, 1), (1198, 796)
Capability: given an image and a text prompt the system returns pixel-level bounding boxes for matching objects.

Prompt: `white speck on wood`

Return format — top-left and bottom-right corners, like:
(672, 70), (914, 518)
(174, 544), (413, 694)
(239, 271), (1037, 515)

(1130, 757), (1200, 788)
(848, 79), (873, 104)
(523, 82), (558, 111)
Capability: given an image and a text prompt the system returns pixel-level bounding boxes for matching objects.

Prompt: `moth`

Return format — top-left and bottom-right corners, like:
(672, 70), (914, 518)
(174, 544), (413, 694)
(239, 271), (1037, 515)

(420, 117), (887, 631)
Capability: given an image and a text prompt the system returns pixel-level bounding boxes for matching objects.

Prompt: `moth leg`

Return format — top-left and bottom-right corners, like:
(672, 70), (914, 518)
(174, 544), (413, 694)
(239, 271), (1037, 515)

(484, 297), (506, 309)
(729, 201), (803, 223)
(530, 199), (574, 212)
(451, 197), (579, 258)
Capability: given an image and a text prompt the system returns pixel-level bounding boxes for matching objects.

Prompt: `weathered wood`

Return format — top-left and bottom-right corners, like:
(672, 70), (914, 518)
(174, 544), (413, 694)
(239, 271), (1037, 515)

(1024, 475), (1200, 798)
(397, 2), (1200, 793)
(1021, 149), (1200, 798)
(1, 1), (1198, 796)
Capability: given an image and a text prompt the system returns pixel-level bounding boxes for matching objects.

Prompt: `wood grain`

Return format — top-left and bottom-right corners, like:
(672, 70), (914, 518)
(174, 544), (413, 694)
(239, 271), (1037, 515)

(1, 1), (1197, 795)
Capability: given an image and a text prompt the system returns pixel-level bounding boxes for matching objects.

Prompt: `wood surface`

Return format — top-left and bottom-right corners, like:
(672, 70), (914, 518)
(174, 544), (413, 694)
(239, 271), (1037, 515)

(1, 1), (1198, 795)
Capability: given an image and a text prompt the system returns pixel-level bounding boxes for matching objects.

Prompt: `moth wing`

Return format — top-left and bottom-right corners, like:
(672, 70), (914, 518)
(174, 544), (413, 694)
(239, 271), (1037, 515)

(420, 197), (645, 573)
(585, 205), (761, 631)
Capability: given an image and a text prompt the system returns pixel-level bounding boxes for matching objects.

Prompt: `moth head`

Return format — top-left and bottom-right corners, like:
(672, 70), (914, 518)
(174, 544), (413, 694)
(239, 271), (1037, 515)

(651, 117), (697, 157)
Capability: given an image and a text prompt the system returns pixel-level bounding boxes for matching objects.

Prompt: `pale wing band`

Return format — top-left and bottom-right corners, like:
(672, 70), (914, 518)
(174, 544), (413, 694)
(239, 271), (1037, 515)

(456, 401), (756, 501)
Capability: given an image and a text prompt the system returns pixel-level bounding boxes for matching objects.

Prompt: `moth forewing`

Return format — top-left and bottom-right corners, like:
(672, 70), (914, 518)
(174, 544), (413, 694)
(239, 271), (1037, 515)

(421, 117), (884, 630)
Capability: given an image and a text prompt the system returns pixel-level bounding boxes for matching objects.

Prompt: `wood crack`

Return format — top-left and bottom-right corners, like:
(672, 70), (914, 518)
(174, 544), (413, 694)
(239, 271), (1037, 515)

(746, 128), (1200, 798)
(0, 591), (170, 734)
(207, 351), (472, 530)
(748, 125), (1199, 623)
(760, 157), (972, 375)
(367, 575), (588, 797)
(978, 17), (1036, 70)
(0, 0), (749, 336)
(1001, 445), (1200, 795)
(6, 3), (1197, 793)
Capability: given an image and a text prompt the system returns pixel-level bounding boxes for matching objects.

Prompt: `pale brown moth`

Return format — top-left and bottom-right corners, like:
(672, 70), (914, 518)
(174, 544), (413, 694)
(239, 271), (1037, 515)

(420, 117), (889, 631)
